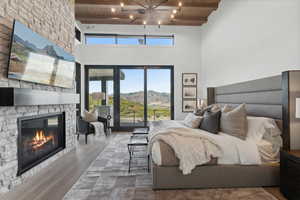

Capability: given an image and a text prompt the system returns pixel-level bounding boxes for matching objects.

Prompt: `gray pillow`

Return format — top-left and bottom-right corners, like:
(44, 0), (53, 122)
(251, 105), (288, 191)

(220, 104), (248, 140)
(199, 111), (221, 134)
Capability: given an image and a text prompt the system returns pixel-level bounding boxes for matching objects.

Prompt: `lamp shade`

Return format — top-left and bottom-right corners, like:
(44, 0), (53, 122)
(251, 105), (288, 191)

(296, 98), (300, 119)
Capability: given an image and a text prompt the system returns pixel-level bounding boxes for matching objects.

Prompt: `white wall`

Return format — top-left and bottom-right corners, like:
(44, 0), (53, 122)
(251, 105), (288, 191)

(75, 25), (202, 120)
(200, 0), (300, 97)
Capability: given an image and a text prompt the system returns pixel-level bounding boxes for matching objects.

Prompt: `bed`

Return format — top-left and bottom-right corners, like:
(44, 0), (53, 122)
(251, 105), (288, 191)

(150, 75), (287, 189)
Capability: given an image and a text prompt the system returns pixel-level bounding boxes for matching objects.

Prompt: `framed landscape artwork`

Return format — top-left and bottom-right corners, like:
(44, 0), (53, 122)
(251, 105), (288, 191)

(182, 100), (197, 112)
(182, 73), (197, 86)
(183, 87), (197, 99)
(182, 73), (198, 112)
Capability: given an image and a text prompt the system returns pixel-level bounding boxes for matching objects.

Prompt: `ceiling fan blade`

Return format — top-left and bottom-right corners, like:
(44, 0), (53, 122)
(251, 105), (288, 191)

(153, 0), (168, 9)
(122, 9), (144, 12)
(154, 9), (172, 12)
(130, 18), (138, 24)
(131, 0), (147, 9)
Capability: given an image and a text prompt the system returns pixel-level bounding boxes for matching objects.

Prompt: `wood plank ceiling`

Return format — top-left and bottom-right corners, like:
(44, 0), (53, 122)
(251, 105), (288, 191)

(75, 0), (221, 26)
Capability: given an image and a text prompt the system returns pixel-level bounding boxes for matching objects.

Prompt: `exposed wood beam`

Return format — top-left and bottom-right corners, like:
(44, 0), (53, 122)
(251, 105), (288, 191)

(78, 17), (206, 26)
(75, 13), (207, 22)
(75, 0), (220, 9)
(74, 0), (220, 26)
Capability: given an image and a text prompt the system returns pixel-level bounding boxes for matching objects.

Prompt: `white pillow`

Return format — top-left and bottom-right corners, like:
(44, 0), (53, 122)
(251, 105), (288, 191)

(83, 109), (98, 122)
(246, 116), (282, 142)
(183, 113), (203, 128)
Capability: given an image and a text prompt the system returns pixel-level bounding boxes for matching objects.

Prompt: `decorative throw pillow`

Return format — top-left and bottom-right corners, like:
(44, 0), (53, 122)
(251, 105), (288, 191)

(246, 116), (282, 142)
(220, 104), (248, 140)
(194, 104), (220, 116)
(211, 104), (221, 112)
(83, 109), (98, 122)
(183, 113), (203, 128)
(199, 110), (221, 134)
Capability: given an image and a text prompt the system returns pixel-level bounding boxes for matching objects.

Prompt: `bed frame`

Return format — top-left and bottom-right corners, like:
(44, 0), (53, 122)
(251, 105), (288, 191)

(152, 73), (290, 189)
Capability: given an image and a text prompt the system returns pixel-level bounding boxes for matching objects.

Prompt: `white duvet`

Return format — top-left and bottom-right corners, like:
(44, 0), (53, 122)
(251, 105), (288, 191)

(150, 120), (262, 174)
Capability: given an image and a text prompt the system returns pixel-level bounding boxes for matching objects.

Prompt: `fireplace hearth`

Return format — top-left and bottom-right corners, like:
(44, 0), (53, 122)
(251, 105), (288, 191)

(17, 112), (66, 176)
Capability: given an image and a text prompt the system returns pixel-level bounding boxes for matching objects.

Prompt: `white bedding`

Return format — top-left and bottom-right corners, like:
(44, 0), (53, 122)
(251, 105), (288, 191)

(151, 119), (282, 170)
(150, 120), (263, 174)
(197, 131), (262, 165)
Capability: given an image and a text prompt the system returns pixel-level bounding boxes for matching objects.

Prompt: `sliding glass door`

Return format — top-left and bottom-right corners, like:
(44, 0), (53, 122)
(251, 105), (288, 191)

(147, 68), (172, 122)
(120, 68), (145, 127)
(86, 68), (114, 125)
(85, 66), (173, 130)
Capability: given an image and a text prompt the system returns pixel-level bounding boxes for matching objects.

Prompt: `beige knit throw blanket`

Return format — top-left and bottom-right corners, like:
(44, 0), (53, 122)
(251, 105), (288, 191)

(149, 125), (223, 175)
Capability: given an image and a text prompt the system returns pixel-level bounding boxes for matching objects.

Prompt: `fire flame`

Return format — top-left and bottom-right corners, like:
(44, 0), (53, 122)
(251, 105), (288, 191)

(31, 130), (54, 149)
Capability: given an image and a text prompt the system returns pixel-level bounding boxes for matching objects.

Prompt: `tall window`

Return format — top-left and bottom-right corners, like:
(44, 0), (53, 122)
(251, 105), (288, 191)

(85, 34), (174, 46)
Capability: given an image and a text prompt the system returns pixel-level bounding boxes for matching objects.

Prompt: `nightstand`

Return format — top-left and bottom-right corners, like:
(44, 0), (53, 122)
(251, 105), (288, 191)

(280, 150), (300, 200)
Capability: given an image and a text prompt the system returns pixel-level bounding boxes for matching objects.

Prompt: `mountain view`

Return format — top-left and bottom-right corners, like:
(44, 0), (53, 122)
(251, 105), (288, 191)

(89, 90), (171, 123)
(13, 34), (66, 61)
(120, 90), (170, 106)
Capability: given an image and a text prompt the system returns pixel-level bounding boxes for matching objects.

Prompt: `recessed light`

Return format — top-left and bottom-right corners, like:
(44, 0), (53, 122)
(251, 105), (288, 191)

(129, 15), (134, 19)
(178, 2), (182, 7)
(120, 2), (124, 7)
(173, 9), (177, 14)
(111, 8), (116, 13)
(143, 20), (147, 25)
(171, 14), (175, 19)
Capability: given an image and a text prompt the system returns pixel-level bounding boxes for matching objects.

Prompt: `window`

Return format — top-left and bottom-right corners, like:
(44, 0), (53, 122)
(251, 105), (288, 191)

(85, 34), (174, 46)
(86, 35), (116, 45)
(146, 36), (174, 46)
(75, 27), (81, 42)
(118, 35), (145, 45)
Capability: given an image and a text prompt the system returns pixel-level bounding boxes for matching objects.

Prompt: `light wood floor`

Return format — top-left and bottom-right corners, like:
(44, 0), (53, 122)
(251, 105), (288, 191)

(1, 134), (112, 200)
(0, 132), (287, 200)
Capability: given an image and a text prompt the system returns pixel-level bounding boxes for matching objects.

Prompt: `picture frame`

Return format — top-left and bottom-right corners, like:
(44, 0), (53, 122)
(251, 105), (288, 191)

(182, 99), (197, 112)
(182, 73), (197, 86)
(182, 73), (198, 113)
(183, 87), (197, 99)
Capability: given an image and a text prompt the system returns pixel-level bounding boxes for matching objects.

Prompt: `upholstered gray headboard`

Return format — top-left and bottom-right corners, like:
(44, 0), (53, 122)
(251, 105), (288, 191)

(207, 74), (296, 150)
(207, 75), (282, 119)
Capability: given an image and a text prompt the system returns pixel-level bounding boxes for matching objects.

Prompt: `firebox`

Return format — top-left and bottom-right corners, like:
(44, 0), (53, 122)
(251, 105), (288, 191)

(17, 112), (65, 176)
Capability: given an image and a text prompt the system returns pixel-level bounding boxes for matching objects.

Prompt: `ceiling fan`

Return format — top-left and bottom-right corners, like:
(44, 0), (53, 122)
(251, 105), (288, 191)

(111, 0), (183, 27)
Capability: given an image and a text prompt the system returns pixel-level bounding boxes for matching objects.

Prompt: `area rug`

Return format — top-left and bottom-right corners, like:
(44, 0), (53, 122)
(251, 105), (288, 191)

(64, 134), (278, 200)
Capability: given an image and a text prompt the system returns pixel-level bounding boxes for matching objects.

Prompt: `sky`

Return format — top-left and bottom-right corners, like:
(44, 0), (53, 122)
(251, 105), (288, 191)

(86, 36), (173, 46)
(89, 69), (171, 94)
(14, 21), (74, 61)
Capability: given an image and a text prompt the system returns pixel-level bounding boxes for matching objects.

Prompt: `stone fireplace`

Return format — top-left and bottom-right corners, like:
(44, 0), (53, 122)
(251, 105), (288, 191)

(0, 0), (76, 193)
(17, 112), (66, 176)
